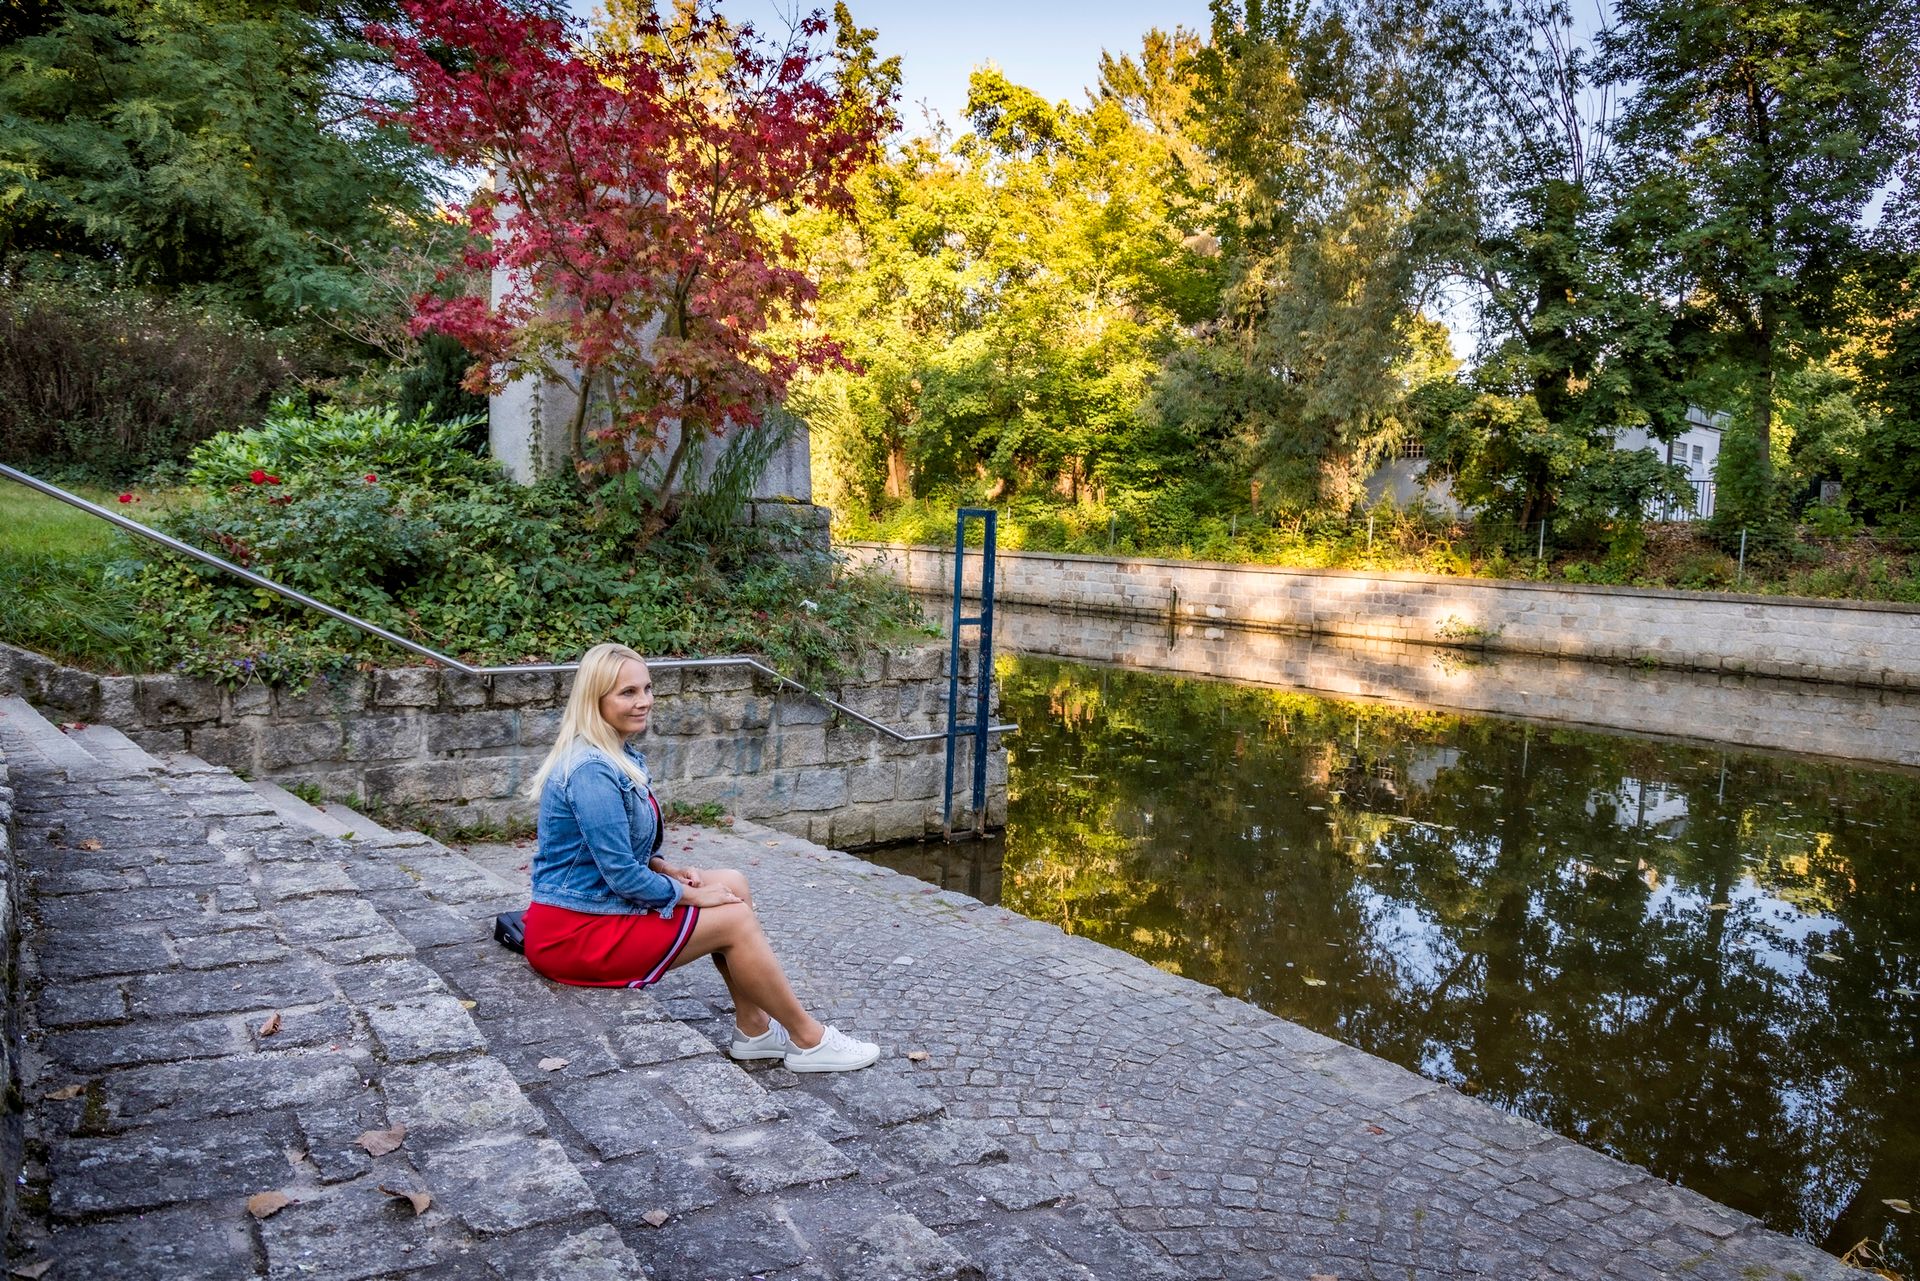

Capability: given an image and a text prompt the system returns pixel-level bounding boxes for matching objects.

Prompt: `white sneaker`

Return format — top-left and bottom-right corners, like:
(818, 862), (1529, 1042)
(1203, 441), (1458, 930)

(728, 1020), (792, 1061)
(783, 1025), (880, 1073)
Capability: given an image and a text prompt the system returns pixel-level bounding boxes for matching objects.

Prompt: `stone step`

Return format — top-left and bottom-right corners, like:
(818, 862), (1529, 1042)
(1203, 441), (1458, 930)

(0, 694), (101, 779)
(64, 722), (164, 776)
(246, 778), (359, 840)
(319, 800), (403, 843)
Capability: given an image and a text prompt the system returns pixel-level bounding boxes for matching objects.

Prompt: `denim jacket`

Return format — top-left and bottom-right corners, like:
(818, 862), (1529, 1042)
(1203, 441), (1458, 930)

(531, 739), (680, 917)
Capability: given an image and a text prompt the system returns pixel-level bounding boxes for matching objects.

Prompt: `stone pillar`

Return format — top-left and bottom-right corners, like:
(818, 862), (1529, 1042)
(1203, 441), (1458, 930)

(486, 263), (818, 509)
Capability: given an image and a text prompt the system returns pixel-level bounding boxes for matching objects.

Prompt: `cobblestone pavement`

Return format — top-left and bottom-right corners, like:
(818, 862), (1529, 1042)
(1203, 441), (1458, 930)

(0, 693), (1861, 1280)
(461, 838), (1859, 1281)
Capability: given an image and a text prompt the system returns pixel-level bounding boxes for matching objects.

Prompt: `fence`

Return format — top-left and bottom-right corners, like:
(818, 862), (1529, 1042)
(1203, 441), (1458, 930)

(1648, 479), (1716, 522)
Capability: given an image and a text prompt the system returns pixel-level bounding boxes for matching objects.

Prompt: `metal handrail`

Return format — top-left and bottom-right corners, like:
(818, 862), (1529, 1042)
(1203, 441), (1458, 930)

(0, 463), (1014, 746)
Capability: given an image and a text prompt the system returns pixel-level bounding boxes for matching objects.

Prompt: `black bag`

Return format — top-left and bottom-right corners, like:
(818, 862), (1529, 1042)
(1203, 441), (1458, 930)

(493, 909), (527, 955)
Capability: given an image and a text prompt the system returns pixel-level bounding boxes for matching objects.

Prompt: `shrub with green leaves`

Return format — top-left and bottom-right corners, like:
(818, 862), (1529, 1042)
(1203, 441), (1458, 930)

(186, 399), (491, 489)
(125, 444), (927, 686)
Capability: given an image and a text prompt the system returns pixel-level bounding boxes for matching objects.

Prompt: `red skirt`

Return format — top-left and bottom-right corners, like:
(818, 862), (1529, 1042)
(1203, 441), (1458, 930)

(523, 901), (701, 988)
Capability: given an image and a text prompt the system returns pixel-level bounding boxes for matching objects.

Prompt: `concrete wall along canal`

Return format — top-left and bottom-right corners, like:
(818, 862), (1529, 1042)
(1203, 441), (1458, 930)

(993, 604), (1920, 771)
(0, 642), (1006, 846)
(846, 541), (1920, 690)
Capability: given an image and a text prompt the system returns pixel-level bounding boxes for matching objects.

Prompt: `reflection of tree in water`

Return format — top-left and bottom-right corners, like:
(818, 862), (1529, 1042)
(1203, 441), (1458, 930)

(991, 657), (1920, 1271)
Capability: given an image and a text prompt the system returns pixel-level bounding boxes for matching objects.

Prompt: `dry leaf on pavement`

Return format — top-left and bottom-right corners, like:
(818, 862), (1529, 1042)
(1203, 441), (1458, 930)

(1885, 1198), (1912, 1214)
(379, 1185), (432, 1215)
(258, 1012), (282, 1037)
(641, 1210), (670, 1228)
(77, 839), (102, 851)
(355, 1124), (407, 1157)
(906, 1051), (929, 1063)
(42, 1084), (84, 1101)
(247, 1191), (292, 1219)
(537, 1057), (569, 1072)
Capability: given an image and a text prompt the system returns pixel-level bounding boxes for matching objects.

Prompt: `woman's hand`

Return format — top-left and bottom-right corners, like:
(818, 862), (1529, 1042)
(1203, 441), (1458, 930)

(681, 882), (743, 908)
(650, 859), (705, 888)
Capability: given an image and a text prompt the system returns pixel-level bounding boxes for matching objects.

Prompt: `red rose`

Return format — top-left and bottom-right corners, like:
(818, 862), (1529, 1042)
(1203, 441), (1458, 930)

(364, 473), (378, 484)
(265, 474), (282, 485)
(116, 493), (133, 503)
(249, 470), (267, 484)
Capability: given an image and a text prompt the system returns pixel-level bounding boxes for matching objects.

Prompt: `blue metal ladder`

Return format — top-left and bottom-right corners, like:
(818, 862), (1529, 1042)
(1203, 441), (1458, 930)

(942, 508), (998, 840)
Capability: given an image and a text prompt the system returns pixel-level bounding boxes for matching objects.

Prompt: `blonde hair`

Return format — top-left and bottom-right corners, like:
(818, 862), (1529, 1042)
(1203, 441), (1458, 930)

(527, 642), (654, 799)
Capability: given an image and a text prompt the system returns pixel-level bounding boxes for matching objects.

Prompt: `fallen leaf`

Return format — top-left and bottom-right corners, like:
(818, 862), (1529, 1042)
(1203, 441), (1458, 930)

(1302, 977), (1328, 987)
(379, 1184), (432, 1215)
(907, 1051), (929, 1063)
(641, 1209), (670, 1228)
(1365, 1125), (1387, 1135)
(43, 1084), (84, 1101)
(764, 840), (780, 846)
(247, 1191), (292, 1219)
(78, 838), (102, 851)
(1814, 951), (1844, 962)
(458, 1000), (478, 1010)
(356, 1124), (406, 1157)
(538, 1057), (569, 1072)
(1707, 902), (1731, 912)
(258, 1011), (282, 1038)
(10, 1259), (53, 1279)
(1885, 1198), (1912, 1214)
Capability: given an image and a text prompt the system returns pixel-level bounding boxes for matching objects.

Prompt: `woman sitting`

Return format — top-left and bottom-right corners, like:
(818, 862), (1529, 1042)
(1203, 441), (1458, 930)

(519, 641), (879, 1073)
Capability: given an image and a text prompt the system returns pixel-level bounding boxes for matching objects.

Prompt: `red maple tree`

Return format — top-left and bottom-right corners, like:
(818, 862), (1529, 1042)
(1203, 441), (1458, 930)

(372, 0), (896, 520)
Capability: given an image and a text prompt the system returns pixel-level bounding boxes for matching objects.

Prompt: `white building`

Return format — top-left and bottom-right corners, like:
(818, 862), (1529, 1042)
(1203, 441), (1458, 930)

(1365, 407), (1725, 520)
(1615, 407), (1724, 519)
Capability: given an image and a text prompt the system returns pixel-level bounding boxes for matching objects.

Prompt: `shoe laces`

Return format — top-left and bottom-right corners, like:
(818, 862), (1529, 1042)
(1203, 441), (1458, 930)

(798, 1025), (849, 1054)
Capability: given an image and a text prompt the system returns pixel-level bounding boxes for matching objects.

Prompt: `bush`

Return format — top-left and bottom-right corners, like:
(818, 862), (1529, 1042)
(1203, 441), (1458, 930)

(120, 429), (928, 686)
(186, 399), (491, 489)
(0, 277), (298, 478)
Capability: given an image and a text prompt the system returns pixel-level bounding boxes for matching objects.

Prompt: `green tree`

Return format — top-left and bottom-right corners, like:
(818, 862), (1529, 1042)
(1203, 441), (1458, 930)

(1837, 238), (1920, 528)
(1155, 0), (1469, 515)
(1602, 0), (1920, 528)
(0, 0), (440, 326)
(1417, 0), (1696, 537)
(792, 57), (1218, 513)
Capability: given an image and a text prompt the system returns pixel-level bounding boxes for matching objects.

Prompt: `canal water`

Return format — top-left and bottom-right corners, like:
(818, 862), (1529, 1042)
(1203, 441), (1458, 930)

(867, 614), (1920, 1274)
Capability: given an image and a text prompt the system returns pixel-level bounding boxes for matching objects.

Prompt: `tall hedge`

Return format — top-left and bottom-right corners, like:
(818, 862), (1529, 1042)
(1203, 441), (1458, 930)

(0, 281), (297, 477)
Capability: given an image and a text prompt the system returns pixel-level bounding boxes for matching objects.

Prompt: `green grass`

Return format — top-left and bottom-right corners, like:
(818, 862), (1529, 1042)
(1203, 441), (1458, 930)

(0, 482), (130, 557)
(0, 480), (194, 671)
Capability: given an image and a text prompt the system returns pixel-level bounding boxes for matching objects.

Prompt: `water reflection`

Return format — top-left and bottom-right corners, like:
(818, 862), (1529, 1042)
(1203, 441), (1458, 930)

(868, 655), (1920, 1272)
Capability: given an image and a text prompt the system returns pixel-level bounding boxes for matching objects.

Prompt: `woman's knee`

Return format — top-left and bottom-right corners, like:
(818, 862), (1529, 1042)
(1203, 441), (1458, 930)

(708, 868), (753, 902)
(700, 900), (763, 946)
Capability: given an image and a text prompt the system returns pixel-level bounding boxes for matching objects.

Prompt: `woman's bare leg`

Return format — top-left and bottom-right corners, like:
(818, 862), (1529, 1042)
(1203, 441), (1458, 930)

(696, 869), (761, 1031)
(669, 900), (825, 1047)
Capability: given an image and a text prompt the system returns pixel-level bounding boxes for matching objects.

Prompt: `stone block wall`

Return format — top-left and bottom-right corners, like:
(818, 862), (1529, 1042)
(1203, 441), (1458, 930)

(0, 644), (1006, 848)
(847, 542), (1920, 690)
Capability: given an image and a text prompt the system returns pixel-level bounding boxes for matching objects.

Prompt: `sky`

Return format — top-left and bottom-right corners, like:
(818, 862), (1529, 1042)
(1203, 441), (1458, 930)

(570, 1), (1216, 133)
(824, 0), (1214, 132)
